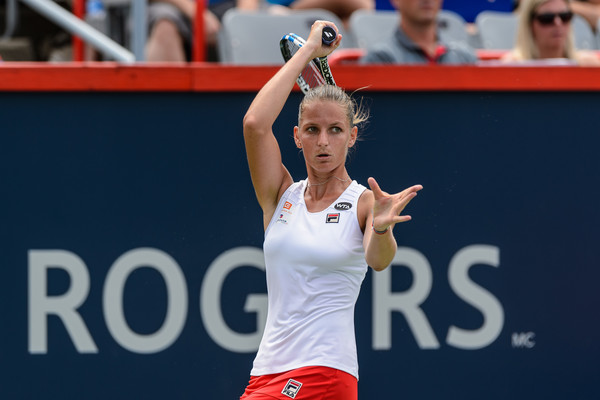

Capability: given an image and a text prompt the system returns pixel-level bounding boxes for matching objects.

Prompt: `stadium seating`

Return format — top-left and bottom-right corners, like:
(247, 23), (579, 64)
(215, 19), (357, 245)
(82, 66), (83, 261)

(348, 9), (472, 51)
(572, 14), (597, 50)
(217, 8), (351, 65)
(475, 11), (518, 50)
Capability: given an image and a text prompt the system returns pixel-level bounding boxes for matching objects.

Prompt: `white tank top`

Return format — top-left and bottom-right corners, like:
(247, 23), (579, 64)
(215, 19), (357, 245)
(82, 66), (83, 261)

(251, 179), (368, 379)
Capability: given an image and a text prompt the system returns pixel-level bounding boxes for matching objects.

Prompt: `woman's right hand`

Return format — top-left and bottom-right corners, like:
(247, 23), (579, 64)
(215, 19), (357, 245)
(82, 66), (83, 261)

(304, 20), (342, 59)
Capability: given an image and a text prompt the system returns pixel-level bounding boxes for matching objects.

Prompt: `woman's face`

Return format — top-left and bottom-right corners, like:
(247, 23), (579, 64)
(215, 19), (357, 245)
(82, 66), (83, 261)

(531, 0), (572, 55)
(294, 99), (357, 174)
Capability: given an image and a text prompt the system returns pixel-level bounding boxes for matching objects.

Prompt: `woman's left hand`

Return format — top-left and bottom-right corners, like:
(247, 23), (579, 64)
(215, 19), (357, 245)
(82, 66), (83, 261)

(368, 177), (423, 232)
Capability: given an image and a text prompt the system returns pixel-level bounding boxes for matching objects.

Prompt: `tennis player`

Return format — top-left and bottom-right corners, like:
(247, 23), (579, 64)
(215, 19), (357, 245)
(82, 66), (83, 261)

(240, 20), (423, 400)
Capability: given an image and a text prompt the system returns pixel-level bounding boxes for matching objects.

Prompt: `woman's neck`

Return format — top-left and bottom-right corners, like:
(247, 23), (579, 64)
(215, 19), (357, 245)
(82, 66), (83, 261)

(305, 172), (351, 205)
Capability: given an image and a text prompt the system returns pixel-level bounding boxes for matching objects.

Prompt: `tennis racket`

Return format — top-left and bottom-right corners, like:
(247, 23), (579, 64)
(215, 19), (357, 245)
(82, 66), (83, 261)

(280, 26), (337, 94)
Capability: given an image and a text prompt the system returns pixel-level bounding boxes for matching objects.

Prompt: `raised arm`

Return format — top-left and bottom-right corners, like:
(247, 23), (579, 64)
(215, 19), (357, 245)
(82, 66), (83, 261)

(242, 21), (341, 228)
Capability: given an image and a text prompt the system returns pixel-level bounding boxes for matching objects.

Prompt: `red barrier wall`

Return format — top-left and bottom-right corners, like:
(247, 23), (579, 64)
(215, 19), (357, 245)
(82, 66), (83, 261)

(1, 63), (600, 92)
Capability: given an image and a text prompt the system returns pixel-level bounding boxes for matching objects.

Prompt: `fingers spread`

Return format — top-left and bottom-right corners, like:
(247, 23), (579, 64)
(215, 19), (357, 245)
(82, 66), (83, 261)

(368, 177), (383, 198)
(393, 215), (412, 224)
(392, 191), (417, 215)
(370, 180), (423, 219)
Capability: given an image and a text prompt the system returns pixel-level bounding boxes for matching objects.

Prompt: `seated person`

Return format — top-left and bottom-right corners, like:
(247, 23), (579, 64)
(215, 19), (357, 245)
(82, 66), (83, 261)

(359, 0), (477, 64)
(146, 0), (260, 62)
(503, 0), (600, 65)
(517, 0), (600, 32)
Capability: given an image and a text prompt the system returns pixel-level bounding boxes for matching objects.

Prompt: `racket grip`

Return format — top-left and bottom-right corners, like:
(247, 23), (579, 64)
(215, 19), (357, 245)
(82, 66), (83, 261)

(322, 26), (336, 45)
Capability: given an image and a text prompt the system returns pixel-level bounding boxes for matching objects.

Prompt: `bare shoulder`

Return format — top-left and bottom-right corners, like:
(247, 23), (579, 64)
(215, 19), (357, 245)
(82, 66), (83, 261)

(358, 187), (374, 204)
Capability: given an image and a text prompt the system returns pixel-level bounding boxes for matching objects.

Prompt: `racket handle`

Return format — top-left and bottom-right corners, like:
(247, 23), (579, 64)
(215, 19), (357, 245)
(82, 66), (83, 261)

(322, 26), (336, 45)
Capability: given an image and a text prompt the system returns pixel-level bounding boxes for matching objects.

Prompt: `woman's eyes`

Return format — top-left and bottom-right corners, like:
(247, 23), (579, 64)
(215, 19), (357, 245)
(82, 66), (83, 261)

(306, 126), (342, 133)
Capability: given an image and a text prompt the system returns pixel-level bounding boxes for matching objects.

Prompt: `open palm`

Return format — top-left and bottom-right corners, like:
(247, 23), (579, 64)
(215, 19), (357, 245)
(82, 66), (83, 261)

(368, 177), (423, 231)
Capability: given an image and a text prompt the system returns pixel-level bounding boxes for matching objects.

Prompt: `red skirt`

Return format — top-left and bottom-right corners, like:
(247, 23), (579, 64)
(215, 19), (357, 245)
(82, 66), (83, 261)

(240, 366), (358, 400)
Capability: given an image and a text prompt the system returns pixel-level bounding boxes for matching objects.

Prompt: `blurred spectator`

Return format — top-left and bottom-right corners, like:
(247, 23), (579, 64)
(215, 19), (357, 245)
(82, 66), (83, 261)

(264, 0), (374, 27)
(515, 0), (600, 31)
(502, 0), (600, 65)
(359, 0), (477, 64)
(145, 0), (260, 62)
(146, 0), (373, 62)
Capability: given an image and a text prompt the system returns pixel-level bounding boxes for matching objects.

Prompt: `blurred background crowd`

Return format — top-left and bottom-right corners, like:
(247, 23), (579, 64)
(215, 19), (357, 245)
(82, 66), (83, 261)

(0, 0), (598, 65)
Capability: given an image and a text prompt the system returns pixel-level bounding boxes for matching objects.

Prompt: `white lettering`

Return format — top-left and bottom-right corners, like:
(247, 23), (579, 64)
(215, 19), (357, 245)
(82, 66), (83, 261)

(512, 332), (535, 348)
(200, 247), (267, 353)
(28, 250), (97, 354)
(27, 244), (505, 355)
(373, 247), (439, 350)
(446, 245), (504, 349)
(103, 248), (188, 354)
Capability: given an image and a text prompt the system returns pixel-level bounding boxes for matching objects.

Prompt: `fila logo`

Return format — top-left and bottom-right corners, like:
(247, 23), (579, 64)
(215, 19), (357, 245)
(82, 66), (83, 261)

(326, 213), (340, 223)
(334, 202), (352, 211)
(281, 379), (303, 398)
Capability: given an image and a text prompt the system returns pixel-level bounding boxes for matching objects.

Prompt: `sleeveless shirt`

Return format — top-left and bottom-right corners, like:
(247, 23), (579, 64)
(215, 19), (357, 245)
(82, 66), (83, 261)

(250, 179), (368, 379)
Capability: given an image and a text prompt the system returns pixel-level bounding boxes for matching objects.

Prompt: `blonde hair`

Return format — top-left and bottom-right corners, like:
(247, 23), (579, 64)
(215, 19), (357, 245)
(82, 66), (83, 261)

(513, 0), (576, 60)
(298, 85), (369, 129)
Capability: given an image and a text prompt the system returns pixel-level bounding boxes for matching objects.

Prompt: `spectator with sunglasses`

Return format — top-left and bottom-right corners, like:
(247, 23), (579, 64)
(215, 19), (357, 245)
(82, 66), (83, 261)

(503, 0), (600, 65)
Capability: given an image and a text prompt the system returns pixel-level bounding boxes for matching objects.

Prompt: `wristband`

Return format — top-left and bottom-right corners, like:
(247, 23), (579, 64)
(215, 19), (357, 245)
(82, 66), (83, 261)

(372, 222), (389, 235)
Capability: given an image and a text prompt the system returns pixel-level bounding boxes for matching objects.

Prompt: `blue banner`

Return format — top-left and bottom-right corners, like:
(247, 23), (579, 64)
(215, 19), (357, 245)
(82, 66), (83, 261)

(1, 91), (598, 399)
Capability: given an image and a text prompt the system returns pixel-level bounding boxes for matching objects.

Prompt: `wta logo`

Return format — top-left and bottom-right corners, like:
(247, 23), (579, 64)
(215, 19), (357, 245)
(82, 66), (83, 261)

(334, 202), (352, 210)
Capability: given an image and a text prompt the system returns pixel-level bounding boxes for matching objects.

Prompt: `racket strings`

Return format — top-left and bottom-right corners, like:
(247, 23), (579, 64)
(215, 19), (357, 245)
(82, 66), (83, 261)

(301, 63), (327, 88)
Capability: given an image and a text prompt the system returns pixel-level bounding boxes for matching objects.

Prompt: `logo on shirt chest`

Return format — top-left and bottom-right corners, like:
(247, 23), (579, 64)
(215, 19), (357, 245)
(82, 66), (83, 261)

(334, 201), (352, 210)
(326, 213), (340, 223)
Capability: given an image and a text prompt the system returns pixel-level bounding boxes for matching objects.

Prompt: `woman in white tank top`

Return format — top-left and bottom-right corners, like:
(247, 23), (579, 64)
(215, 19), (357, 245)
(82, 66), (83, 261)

(240, 20), (423, 400)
